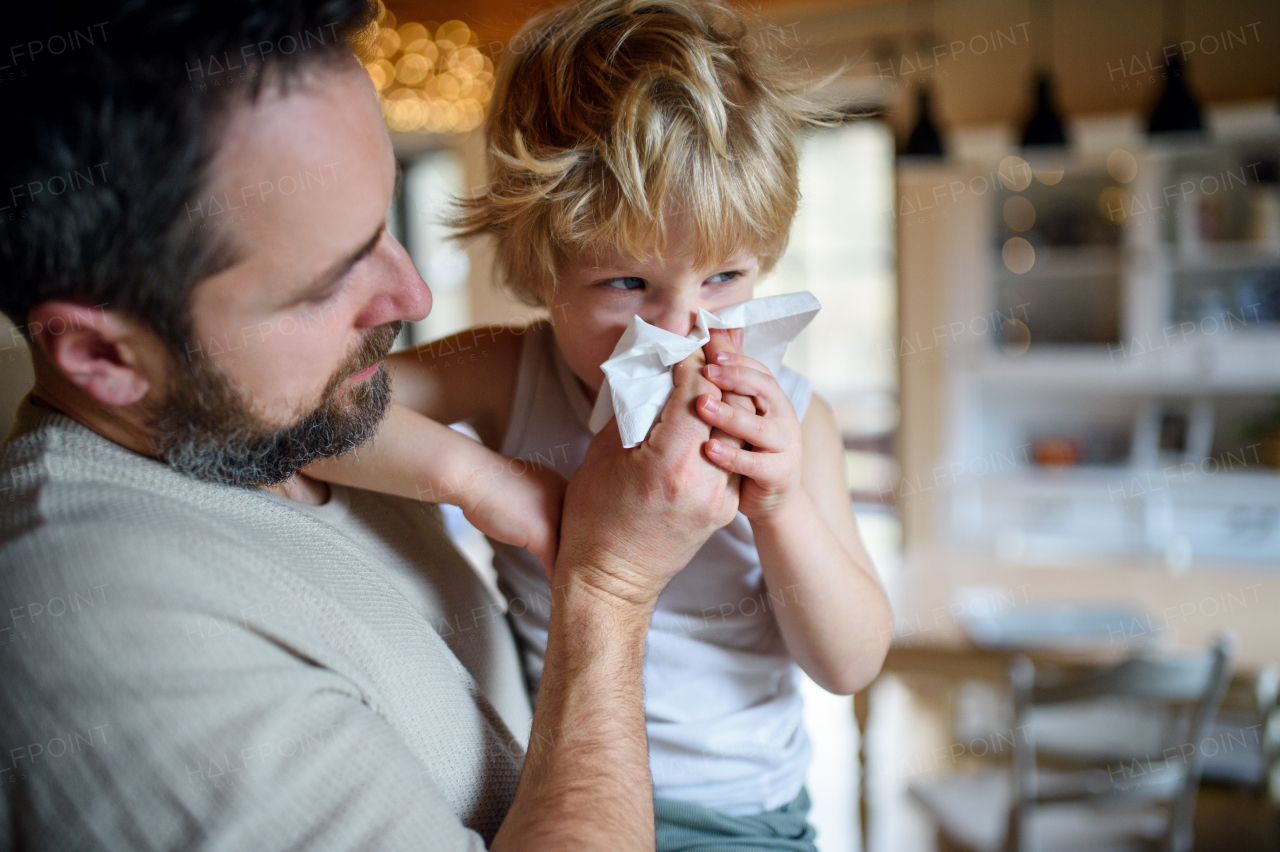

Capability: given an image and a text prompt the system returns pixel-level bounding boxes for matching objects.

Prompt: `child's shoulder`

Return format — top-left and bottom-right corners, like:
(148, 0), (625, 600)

(413, 321), (543, 370)
(388, 322), (546, 447)
(773, 364), (813, 420)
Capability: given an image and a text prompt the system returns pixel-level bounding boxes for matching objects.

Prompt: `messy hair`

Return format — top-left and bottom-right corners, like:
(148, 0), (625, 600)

(454, 0), (834, 305)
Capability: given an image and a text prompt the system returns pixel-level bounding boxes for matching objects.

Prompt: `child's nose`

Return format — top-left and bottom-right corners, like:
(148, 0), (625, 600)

(648, 303), (697, 338)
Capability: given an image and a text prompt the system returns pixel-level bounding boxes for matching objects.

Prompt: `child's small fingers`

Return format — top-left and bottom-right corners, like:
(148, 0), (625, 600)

(709, 349), (770, 375)
(703, 363), (791, 420)
(703, 328), (742, 365)
(697, 393), (785, 451)
(704, 439), (780, 483)
(722, 388), (755, 414)
(698, 395), (746, 450)
(709, 425), (745, 451)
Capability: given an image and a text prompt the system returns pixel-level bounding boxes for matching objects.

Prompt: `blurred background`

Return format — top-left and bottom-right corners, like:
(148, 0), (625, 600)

(2, 0), (1278, 849)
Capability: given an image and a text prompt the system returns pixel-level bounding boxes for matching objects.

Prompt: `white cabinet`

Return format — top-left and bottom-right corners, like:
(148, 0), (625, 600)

(921, 132), (1280, 568)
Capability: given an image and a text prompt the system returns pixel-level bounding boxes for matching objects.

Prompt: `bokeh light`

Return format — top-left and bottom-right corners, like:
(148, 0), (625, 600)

(1106, 149), (1138, 183)
(1098, 186), (1128, 223)
(361, 3), (494, 134)
(999, 318), (1031, 355)
(1003, 196), (1036, 232)
(1002, 236), (1035, 273)
(998, 156), (1032, 191)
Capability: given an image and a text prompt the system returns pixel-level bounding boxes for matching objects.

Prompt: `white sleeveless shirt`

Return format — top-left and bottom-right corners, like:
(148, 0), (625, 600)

(493, 321), (813, 815)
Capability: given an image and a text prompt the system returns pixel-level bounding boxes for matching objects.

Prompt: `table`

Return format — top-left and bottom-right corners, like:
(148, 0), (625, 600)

(853, 544), (1280, 848)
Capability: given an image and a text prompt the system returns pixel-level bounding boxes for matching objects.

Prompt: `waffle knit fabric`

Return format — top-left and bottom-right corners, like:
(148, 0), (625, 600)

(0, 398), (531, 850)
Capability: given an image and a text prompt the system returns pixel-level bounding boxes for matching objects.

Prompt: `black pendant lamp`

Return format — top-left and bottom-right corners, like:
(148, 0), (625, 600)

(903, 86), (944, 157)
(1148, 54), (1204, 134)
(1149, 0), (1203, 135)
(1020, 0), (1066, 149)
(1021, 73), (1067, 147)
(900, 5), (944, 158)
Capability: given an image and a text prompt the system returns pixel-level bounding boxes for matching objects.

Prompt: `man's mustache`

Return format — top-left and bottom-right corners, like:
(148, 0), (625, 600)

(333, 320), (403, 386)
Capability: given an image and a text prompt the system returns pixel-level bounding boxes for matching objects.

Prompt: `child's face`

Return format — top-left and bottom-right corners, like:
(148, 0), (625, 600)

(550, 225), (758, 396)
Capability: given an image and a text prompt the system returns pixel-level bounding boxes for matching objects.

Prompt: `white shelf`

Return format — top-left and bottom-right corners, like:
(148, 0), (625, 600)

(996, 244), (1121, 279)
(1171, 241), (1280, 272)
(939, 135), (1280, 566)
(968, 335), (1280, 393)
(948, 468), (1280, 565)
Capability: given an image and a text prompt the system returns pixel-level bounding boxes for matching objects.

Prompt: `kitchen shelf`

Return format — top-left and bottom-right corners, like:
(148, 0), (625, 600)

(934, 133), (1280, 567)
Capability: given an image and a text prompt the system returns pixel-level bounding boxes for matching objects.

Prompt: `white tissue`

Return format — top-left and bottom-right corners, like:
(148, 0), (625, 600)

(587, 291), (821, 448)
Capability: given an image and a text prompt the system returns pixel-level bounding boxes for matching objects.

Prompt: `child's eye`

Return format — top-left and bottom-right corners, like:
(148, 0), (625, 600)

(706, 271), (740, 284)
(604, 277), (646, 291)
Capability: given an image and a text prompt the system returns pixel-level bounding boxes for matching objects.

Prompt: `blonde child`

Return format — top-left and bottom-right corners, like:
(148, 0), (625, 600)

(312, 0), (891, 846)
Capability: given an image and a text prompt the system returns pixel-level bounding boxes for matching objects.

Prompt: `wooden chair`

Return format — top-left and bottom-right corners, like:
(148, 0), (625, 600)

(910, 634), (1237, 852)
(1258, 663), (1280, 801)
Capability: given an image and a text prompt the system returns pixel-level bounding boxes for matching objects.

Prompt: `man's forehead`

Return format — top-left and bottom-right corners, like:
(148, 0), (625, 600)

(196, 62), (391, 271)
(207, 62), (386, 199)
(183, 59), (393, 328)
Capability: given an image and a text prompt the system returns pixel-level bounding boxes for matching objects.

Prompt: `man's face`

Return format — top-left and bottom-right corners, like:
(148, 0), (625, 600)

(152, 58), (430, 485)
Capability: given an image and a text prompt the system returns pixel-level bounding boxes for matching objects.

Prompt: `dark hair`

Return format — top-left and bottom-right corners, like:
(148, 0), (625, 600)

(0, 0), (377, 352)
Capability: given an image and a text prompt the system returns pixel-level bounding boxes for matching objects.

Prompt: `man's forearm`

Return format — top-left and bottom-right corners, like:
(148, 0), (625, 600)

(490, 574), (656, 852)
(489, 355), (738, 850)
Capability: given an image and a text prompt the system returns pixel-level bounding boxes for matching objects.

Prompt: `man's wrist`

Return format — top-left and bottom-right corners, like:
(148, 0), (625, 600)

(551, 550), (664, 617)
(544, 570), (655, 672)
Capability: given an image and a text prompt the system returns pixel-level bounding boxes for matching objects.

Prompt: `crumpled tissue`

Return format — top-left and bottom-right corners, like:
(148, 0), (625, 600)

(587, 291), (821, 447)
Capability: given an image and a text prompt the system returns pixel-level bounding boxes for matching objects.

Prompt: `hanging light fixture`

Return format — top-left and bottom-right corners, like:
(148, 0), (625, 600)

(900, 5), (944, 158)
(1148, 55), (1204, 134)
(1021, 73), (1067, 147)
(1147, 0), (1204, 135)
(903, 86), (944, 157)
(1020, 0), (1067, 148)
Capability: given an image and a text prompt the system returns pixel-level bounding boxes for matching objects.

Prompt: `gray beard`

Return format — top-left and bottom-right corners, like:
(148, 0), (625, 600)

(149, 321), (400, 487)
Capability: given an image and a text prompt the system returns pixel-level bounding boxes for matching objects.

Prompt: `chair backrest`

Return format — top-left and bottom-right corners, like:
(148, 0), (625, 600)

(1258, 663), (1280, 800)
(1006, 632), (1236, 852)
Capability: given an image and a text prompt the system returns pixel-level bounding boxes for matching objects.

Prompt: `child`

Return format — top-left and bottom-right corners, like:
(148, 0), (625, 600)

(312, 0), (892, 845)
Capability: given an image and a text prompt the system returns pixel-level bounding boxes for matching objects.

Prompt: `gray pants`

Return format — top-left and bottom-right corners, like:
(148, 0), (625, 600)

(654, 788), (819, 852)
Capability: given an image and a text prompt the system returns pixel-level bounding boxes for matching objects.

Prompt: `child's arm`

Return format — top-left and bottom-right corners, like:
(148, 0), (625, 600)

(308, 403), (565, 575)
(304, 401), (565, 573)
(695, 330), (892, 695)
(306, 324), (564, 575)
(385, 324), (523, 450)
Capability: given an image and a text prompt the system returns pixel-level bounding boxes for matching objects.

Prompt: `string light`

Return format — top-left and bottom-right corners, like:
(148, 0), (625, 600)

(360, 3), (493, 134)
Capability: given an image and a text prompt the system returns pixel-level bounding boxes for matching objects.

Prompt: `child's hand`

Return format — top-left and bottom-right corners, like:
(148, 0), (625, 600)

(697, 329), (803, 521)
(460, 460), (567, 580)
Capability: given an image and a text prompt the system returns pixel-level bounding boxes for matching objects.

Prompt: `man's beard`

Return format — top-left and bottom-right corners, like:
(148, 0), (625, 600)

(149, 321), (402, 487)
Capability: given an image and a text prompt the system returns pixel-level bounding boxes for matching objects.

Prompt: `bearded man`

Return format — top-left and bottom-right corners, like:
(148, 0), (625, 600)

(0, 2), (738, 849)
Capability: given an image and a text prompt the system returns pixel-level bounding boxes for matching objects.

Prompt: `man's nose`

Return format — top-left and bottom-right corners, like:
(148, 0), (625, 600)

(354, 233), (432, 329)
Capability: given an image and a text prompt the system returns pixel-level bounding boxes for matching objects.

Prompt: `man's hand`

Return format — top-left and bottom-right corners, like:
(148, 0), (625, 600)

(555, 348), (740, 607)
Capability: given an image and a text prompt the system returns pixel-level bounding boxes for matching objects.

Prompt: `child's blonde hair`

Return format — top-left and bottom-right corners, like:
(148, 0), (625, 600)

(454, 0), (831, 305)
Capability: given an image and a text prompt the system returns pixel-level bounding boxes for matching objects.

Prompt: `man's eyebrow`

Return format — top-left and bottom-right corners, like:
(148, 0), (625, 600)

(289, 224), (384, 305)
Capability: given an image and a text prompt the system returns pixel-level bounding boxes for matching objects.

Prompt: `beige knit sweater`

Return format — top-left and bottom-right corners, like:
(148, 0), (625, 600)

(0, 399), (532, 850)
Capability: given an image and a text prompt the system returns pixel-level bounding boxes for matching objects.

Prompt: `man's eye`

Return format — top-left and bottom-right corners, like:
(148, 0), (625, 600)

(604, 277), (646, 291)
(706, 271), (740, 284)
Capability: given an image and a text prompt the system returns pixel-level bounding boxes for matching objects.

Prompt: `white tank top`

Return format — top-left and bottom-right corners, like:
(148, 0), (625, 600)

(493, 321), (813, 815)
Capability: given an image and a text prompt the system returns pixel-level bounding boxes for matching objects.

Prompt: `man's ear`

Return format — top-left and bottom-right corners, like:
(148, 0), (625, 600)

(27, 302), (156, 407)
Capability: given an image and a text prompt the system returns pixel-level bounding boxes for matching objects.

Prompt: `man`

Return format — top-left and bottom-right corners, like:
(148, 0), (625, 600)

(0, 2), (738, 848)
